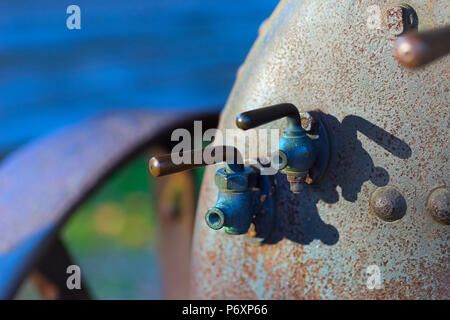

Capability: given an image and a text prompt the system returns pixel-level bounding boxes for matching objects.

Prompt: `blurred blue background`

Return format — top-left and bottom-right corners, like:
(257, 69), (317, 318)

(0, 0), (277, 152)
(2, 0), (278, 299)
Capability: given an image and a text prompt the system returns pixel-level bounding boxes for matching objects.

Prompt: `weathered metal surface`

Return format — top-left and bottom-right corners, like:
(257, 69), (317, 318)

(0, 110), (218, 299)
(191, 0), (449, 299)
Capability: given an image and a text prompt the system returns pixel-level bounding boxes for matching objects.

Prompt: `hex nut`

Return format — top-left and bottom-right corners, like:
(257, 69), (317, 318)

(214, 167), (259, 192)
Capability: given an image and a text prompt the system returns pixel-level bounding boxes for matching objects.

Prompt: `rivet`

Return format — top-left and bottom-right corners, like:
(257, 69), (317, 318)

(370, 186), (407, 222)
(426, 187), (450, 225)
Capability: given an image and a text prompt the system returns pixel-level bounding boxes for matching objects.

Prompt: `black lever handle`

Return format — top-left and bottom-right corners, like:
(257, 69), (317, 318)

(395, 25), (450, 68)
(236, 103), (302, 131)
(149, 145), (244, 177)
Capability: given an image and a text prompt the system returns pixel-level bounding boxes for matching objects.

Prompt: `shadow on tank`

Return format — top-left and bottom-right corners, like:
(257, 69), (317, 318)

(263, 113), (412, 246)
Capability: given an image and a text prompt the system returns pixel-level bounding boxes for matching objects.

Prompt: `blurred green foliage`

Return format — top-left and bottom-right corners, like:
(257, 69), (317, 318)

(62, 154), (157, 253)
(58, 152), (203, 299)
(14, 150), (205, 300)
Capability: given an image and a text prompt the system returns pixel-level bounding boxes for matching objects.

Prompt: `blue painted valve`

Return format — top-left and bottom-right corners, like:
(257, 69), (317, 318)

(149, 146), (276, 236)
(236, 103), (331, 193)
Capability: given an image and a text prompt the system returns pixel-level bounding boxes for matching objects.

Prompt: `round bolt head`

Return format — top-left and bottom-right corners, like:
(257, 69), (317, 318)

(426, 187), (450, 225)
(370, 186), (407, 222)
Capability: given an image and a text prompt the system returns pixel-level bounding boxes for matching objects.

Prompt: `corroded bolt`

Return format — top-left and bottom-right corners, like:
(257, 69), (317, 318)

(426, 187), (450, 225)
(286, 172), (307, 193)
(299, 112), (319, 134)
(299, 112), (313, 131)
(370, 186), (407, 222)
(386, 4), (418, 36)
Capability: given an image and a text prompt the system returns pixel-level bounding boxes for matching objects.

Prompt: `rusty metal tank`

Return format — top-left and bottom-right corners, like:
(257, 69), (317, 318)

(190, 0), (449, 299)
